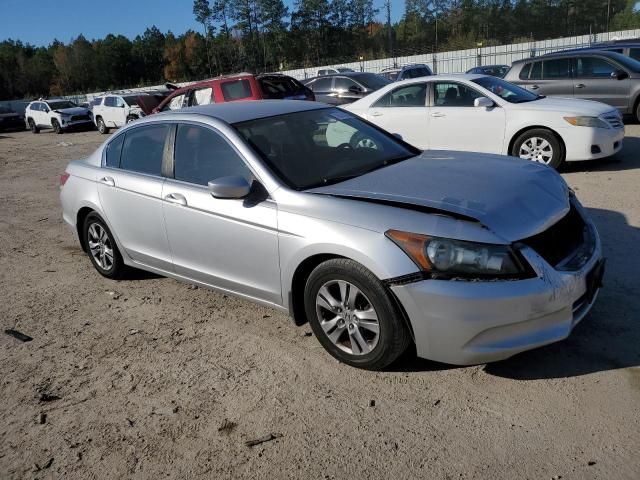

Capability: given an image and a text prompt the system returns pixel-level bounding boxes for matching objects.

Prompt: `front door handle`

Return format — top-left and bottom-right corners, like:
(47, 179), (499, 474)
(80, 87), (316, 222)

(575, 83), (586, 89)
(430, 112), (445, 118)
(164, 193), (187, 206)
(370, 111), (383, 117)
(530, 85), (540, 90)
(99, 176), (115, 187)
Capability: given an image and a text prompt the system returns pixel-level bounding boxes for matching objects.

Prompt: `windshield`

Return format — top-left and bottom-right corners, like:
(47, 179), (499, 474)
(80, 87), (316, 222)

(354, 73), (391, 90)
(472, 76), (540, 103)
(608, 52), (640, 73)
(123, 96), (141, 106)
(47, 100), (77, 110)
(233, 108), (418, 190)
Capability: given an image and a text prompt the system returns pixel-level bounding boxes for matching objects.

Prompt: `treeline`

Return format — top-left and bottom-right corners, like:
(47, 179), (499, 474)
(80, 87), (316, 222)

(1, 0), (639, 100)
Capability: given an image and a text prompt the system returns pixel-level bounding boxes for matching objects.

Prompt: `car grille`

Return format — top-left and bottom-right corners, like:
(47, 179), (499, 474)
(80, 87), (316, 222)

(601, 112), (623, 129)
(521, 204), (587, 268)
(71, 114), (90, 121)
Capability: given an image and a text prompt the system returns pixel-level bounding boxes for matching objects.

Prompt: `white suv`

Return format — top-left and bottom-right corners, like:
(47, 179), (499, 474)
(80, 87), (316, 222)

(92, 94), (150, 134)
(25, 99), (93, 134)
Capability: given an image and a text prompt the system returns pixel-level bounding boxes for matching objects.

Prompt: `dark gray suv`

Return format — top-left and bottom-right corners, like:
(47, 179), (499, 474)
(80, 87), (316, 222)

(504, 51), (640, 122)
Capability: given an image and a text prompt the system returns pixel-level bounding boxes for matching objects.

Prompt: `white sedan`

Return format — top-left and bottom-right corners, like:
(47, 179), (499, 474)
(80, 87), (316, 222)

(341, 74), (624, 168)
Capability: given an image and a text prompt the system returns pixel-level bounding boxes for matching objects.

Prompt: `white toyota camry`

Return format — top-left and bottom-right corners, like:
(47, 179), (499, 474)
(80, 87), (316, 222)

(341, 74), (624, 169)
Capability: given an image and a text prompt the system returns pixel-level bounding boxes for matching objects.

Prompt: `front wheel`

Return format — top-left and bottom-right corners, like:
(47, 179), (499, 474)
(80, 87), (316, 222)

(96, 117), (109, 134)
(28, 119), (40, 134)
(511, 129), (564, 169)
(304, 259), (410, 370)
(83, 213), (127, 279)
(52, 119), (63, 134)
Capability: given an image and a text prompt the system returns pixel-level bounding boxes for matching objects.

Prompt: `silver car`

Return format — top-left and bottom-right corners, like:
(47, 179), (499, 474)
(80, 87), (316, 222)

(60, 101), (604, 369)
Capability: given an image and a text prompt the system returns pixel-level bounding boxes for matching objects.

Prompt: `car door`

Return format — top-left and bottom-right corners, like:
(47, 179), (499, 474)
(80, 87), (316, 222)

(307, 77), (334, 104)
(162, 123), (281, 304)
(573, 56), (630, 111)
(364, 82), (429, 149)
(520, 58), (574, 97)
(332, 77), (366, 105)
(427, 81), (506, 154)
(97, 123), (173, 271)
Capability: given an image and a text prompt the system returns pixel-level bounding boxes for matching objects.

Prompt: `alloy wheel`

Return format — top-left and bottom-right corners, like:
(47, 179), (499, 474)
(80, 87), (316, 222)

(87, 222), (114, 271)
(315, 280), (380, 355)
(518, 136), (554, 164)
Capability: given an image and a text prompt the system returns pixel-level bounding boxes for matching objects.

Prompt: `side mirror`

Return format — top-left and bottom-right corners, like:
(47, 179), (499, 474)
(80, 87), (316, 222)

(612, 70), (629, 80)
(348, 85), (362, 94)
(208, 176), (252, 199)
(474, 97), (494, 108)
(392, 133), (403, 140)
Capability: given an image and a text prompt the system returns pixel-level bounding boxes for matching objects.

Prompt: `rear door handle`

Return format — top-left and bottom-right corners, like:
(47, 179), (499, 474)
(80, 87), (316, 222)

(99, 176), (115, 187)
(164, 193), (187, 206)
(430, 112), (445, 118)
(530, 85), (539, 90)
(575, 83), (586, 89)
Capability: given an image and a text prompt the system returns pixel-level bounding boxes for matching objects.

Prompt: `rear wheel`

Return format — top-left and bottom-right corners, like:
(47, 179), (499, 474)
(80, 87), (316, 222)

(512, 128), (564, 169)
(304, 258), (410, 370)
(97, 117), (109, 134)
(28, 118), (39, 134)
(52, 119), (63, 134)
(83, 213), (126, 279)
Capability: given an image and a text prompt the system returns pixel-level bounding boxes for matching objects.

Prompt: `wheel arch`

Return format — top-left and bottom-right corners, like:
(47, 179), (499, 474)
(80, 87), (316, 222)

(508, 125), (566, 160)
(76, 206), (96, 253)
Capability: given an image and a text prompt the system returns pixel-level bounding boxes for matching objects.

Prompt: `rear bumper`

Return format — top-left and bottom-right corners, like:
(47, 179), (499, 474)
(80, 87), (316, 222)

(560, 126), (624, 161)
(391, 229), (603, 365)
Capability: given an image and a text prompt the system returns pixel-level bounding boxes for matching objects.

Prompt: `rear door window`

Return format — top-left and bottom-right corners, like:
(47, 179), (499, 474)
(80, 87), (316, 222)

(575, 57), (617, 77)
(120, 124), (170, 176)
(173, 124), (251, 185)
(104, 97), (117, 107)
(308, 77), (333, 92)
(374, 83), (427, 107)
(542, 58), (571, 79)
(221, 79), (253, 101)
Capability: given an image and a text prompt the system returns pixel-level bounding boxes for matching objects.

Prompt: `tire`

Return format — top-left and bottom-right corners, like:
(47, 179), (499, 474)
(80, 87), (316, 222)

(304, 258), (410, 370)
(350, 132), (380, 150)
(83, 213), (127, 279)
(635, 100), (640, 124)
(96, 117), (109, 134)
(28, 118), (40, 134)
(126, 115), (138, 124)
(52, 119), (63, 134)
(511, 128), (564, 169)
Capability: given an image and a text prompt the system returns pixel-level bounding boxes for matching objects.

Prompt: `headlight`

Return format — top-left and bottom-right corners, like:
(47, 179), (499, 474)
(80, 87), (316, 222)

(563, 116), (609, 128)
(385, 230), (533, 279)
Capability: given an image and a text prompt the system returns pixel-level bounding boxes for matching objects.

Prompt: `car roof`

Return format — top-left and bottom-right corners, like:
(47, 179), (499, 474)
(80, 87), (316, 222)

(156, 99), (328, 124)
(389, 74), (484, 85)
(512, 49), (626, 64)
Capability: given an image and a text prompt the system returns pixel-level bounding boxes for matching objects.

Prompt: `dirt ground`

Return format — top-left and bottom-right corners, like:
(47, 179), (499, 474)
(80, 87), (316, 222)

(1, 123), (639, 480)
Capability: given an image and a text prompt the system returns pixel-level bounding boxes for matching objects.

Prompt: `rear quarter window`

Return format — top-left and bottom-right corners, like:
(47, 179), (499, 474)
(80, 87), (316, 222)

(221, 79), (253, 101)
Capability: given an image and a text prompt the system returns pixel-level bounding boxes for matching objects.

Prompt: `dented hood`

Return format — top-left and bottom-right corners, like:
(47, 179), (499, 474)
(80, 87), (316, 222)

(307, 150), (570, 242)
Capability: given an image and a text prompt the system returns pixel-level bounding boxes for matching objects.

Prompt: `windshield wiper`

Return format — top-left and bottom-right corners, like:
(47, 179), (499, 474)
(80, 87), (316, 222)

(306, 154), (415, 189)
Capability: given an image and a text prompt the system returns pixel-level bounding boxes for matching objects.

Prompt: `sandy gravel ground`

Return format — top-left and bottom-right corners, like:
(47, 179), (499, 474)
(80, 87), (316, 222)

(1, 123), (639, 480)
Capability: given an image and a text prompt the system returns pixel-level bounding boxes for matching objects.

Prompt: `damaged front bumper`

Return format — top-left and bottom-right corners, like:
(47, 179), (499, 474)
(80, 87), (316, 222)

(390, 227), (603, 365)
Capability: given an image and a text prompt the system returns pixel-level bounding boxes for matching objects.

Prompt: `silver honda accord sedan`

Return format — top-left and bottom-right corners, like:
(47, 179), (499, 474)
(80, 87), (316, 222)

(60, 100), (604, 369)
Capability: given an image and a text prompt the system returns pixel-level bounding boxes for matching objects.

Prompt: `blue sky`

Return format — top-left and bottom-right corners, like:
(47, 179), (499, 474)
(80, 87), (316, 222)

(0, 0), (405, 46)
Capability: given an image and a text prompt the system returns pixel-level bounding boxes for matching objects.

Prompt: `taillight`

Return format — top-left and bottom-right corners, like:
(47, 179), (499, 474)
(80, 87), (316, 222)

(60, 172), (70, 187)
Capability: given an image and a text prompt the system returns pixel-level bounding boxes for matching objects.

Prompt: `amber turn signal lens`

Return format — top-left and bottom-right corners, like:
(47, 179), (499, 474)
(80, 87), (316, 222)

(385, 230), (432, 270)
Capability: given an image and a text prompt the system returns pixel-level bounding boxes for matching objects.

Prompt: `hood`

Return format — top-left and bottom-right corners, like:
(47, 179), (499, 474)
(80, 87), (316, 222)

(54, 106), (89, 115)
(307, 151), (570, 242)
(514, 97), (617, 116)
